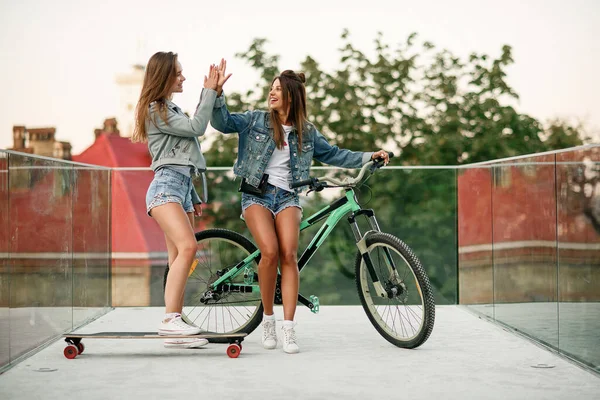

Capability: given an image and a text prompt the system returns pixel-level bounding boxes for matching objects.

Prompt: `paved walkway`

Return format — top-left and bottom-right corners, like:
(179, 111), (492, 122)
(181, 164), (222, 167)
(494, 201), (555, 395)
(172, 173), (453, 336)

(0, 306), (598, 399)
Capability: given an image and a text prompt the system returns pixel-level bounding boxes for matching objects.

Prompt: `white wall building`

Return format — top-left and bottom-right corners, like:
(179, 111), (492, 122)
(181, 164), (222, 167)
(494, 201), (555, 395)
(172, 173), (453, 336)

(115, 64), (145, 138)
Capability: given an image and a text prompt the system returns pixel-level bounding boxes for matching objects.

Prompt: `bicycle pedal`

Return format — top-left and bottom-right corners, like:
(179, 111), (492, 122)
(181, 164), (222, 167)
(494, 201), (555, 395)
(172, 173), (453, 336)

(309, 295), (320, 314)
(243, 267), (254, 285)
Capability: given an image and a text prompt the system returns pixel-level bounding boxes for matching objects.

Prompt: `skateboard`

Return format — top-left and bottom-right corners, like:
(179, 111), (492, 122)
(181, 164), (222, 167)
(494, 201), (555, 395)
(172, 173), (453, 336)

(62, 332), (247, 359)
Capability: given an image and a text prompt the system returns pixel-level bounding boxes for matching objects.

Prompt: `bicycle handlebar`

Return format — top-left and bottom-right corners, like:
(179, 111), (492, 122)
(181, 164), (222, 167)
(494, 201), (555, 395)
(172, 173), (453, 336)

(290, 152), (394, 191)
(290, 177), (317, 189)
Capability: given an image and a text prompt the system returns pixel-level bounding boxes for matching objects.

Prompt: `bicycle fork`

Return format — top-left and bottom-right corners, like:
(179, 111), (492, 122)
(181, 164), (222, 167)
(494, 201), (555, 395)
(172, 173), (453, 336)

(348, 209), (398, 298)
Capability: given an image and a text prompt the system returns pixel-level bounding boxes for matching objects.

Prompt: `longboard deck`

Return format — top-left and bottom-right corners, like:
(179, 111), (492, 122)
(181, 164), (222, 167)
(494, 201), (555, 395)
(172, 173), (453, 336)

(63, 332), (247, 339)
(62, 331), (246, 359)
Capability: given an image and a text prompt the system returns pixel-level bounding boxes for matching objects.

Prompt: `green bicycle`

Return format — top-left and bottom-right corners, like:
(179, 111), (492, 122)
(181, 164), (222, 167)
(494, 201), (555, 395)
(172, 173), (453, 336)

(163, 154), (436, 348)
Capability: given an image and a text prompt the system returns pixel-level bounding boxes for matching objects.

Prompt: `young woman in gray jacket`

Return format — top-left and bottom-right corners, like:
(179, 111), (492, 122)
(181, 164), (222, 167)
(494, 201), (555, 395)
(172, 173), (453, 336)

(132, 51), (219, 348)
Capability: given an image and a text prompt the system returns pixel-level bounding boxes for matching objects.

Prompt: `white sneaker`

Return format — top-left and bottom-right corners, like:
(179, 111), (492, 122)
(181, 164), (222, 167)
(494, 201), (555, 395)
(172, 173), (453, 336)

(282, 325), (299, 354)
(158, 315), (202, 335)
(163, 338), (209, 349)
(262, 319), (277, 349)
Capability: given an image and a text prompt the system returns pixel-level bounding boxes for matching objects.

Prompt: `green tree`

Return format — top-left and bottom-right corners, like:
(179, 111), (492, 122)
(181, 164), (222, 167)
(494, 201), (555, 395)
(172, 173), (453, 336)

(201, 31), (587, 305)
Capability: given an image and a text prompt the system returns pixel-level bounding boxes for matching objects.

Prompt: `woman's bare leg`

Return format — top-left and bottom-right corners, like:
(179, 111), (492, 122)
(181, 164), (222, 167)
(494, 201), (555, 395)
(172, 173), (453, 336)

(176, 212), (196, 312)
(150, 203), (197, 314)
(243, 205), (279, 315)
(274, 207), (302, 321)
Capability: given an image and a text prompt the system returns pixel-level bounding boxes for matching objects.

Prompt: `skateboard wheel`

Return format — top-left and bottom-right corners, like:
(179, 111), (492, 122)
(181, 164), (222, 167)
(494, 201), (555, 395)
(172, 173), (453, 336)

(64, 345), (78, 359)
(226, 344), (241, 358)
(76, 342), (85, 354)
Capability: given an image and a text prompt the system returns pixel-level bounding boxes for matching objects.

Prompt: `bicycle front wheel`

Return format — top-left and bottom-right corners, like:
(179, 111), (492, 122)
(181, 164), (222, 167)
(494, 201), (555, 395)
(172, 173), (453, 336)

(355, 232), (435, 348)
(163, 229), (263, 341)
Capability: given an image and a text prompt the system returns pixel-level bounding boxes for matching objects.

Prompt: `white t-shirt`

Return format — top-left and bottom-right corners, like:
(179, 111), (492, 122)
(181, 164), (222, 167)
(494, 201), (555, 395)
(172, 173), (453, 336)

(265, 125), (293, 191)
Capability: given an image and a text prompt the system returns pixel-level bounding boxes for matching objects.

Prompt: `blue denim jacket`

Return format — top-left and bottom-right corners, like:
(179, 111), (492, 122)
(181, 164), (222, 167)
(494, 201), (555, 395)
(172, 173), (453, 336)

(212, 94), (373, 192)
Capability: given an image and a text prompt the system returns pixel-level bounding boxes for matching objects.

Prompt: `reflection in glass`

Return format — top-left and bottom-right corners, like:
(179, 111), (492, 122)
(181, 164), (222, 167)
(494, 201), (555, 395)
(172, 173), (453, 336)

(8, 154), (74, 361)
(458, 167), (494, 318)
(72, 167), (112, 326)
(0, 152), (9, 367)
(492, 156), (558, 349)
(556, 149), (600, 371)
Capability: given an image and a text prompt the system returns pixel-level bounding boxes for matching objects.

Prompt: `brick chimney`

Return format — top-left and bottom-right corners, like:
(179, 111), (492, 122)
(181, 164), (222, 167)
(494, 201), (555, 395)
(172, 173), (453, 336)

(94, 118), (121, 139)
(53, 141), (72, 160)
(26, 127), (56, 157)
(12, 126), (27, 150)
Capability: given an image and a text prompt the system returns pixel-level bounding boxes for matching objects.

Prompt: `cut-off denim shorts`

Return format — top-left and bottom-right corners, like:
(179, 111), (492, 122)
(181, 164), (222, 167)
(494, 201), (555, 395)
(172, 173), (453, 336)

(146, 168), (194, 216)
(241, 183), (302, 218)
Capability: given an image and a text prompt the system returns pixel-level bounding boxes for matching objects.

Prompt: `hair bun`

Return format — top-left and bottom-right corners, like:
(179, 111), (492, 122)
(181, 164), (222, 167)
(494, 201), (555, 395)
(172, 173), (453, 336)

(280, 70), (306, 84)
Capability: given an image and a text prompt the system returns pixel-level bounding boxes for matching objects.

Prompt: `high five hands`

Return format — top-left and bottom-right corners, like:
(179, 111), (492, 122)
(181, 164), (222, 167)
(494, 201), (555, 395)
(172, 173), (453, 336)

(203, 64), (219, 90)
(215, 58), (232, 96)
(204, 59), (231, 94)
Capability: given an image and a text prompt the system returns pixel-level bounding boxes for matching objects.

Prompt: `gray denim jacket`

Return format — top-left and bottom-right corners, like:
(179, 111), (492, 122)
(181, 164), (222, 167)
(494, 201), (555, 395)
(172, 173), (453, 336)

(211, 94), (373, 192)
(146, 88), (217, 203)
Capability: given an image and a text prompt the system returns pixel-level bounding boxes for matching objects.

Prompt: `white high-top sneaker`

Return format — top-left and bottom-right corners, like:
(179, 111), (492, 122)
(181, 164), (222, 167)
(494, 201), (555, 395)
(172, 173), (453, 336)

(262, 319), (277, 349)
(282, 324), (299, 354)
(158, 315), (201, 336)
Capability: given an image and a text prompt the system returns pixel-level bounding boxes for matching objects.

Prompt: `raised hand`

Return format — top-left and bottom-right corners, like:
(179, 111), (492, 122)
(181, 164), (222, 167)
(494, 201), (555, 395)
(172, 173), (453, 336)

(216, 58), (232, 96)
(203, 64), (218, 90)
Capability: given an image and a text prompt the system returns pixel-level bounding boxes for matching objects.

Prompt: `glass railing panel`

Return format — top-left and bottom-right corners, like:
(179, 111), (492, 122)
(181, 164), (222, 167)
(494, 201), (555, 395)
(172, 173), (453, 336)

(491, 155), (558, 349)
(8, 153), (74, 361)
(110, 167), (458, 307)
(109, 169), (159, 307)
(556, 148), (600, 371)
(0, 152), (9, 367)
(72, 166), (112, 326)
(458, 166), (494, 318)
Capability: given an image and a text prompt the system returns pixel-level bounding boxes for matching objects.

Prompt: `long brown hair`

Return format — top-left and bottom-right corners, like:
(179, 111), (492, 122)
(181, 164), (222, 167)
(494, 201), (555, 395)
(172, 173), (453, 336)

(131, 52), (179, 143)
(270, 70), (307, 150)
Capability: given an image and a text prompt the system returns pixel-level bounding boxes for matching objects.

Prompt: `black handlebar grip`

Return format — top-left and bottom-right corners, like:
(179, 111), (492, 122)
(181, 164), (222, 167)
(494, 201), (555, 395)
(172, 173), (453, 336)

(290, 178), (315, 189)
(374, 152), (394, 163)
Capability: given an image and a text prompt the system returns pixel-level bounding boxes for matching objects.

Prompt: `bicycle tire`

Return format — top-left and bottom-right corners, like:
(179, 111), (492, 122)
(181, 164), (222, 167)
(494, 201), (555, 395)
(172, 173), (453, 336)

(355, 232), (435, 348)
(163, 229), (263, 342)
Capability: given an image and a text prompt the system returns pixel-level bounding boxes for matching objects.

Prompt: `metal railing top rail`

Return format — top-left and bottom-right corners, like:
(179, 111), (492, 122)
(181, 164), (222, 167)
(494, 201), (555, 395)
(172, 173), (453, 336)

(113, 162), (600, 172)
(462, 143), (600, 167)
(6, 144), (599, 172)
(0, 149), (112, 170)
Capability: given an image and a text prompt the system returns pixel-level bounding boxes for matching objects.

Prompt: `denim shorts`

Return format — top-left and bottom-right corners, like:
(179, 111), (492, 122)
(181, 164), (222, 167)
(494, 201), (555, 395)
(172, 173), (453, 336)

(241, 183), (302, 218)
(146, 168), (194, 216)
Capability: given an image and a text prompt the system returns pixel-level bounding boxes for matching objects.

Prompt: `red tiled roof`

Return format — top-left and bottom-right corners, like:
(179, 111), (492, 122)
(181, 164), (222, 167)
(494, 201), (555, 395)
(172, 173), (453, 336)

(73, 134), (150, 168)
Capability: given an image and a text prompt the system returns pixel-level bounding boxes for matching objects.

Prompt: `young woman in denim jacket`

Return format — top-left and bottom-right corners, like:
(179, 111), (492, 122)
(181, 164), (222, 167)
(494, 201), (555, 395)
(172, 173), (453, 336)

(132, 52), (219, 348)
(212, 60), (389, 353)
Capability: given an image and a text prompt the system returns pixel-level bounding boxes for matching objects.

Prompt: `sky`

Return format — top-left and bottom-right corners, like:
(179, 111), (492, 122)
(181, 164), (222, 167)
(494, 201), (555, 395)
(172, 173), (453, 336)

(1, 0), (599, 154)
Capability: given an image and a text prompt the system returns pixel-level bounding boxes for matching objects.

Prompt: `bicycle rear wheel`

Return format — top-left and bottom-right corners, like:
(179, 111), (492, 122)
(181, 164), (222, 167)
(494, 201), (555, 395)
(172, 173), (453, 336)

(355, 232), (435, 348)
(163, 229), (263, 341)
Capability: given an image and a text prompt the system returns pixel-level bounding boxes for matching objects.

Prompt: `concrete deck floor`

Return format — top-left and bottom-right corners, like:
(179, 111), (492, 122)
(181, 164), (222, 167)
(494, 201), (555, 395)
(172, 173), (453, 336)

(0, 306), (598, 399)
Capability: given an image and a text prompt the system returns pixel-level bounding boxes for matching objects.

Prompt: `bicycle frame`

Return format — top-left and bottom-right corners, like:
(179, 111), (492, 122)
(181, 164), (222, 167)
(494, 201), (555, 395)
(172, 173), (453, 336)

(207, 185), (394, 309)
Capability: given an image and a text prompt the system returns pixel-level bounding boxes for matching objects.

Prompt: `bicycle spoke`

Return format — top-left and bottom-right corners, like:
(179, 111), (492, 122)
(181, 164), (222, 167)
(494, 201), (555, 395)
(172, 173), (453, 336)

(166, 230), (264, 337)
(356, 233), (435, 348)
